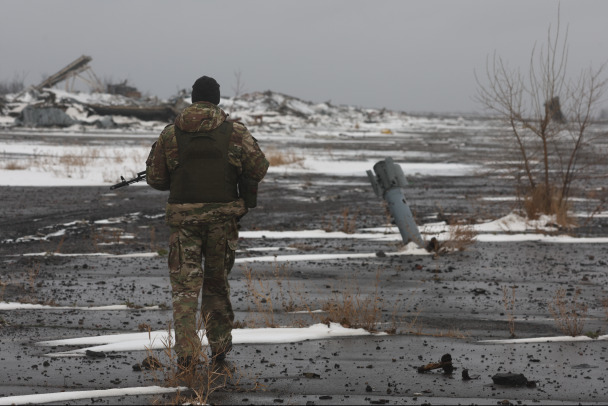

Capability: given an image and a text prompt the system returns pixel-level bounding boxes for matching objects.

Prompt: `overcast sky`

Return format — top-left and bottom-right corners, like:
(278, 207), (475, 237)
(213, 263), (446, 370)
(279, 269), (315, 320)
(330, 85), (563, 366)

(1, 0), (607, 113)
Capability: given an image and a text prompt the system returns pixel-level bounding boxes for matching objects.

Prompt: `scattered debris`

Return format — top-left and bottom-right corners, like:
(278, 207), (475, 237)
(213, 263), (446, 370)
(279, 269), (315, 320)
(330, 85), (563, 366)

(86, 104), (177, 122)
(34, 55), (103, 93)
(133, 355), (163, 371)
(491, 372), (536, 388)
(417, 353), (454, 374)
(471, 288), (488, 296)
(106, 79), (141, 98)
(85, 350), (106, 358)
(426, 237), (440, 252)
(302, 372), (321, 379)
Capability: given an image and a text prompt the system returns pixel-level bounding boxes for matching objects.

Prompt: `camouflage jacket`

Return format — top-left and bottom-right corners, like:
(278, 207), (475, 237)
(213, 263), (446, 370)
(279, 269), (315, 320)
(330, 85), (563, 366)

(146, 102), (269, 226)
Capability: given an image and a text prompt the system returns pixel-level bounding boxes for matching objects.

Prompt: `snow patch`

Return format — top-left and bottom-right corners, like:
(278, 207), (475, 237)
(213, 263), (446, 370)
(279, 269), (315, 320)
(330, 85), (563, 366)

(38, 323), (378, 357)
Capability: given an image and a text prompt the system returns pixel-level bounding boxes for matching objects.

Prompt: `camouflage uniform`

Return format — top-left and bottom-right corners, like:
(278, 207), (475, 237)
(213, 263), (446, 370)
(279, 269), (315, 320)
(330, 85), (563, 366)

(146, 101), (268, 359)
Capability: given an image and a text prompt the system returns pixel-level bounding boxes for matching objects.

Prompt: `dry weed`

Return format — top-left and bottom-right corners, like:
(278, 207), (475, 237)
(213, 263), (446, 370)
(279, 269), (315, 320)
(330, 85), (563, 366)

(319, 268), (383, 332)
(242, 262), (311, 326)
(143, 318), (258, 405)
(0, 279), (8, 301)
(549, 287), (588, 336)
(322, 207), (359, 234)
(430, 328), (469, 339)
(243, 265), (277, 327)
(3, 161), (26, 170)
(26, 262), (41, 292)
(443, 223), (477, 252)
(522, 185), (576, 228)
(502, 285), (516, 338)
(265, 147), (305, 167)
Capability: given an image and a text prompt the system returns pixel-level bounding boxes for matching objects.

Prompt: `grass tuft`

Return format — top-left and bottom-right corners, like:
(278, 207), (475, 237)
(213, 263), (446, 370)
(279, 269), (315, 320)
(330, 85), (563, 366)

(549, 287), (588, 336)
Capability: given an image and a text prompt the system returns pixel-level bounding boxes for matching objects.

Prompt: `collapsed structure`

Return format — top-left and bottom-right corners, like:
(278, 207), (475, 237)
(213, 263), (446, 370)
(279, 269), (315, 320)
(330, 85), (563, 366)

(1, 55), (183, 128)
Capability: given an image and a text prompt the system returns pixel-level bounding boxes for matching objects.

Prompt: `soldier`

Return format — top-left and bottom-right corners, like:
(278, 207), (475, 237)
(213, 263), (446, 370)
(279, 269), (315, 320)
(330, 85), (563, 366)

(146, 76), (269, 367)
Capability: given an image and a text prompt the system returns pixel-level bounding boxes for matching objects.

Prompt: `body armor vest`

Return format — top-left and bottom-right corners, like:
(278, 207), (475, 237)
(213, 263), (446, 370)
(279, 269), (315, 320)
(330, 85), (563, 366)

(168, 121), (238, 204)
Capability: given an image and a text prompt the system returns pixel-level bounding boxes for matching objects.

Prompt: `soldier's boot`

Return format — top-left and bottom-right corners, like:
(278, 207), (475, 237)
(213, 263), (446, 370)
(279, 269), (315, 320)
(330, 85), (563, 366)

(211, 343), (232, 363)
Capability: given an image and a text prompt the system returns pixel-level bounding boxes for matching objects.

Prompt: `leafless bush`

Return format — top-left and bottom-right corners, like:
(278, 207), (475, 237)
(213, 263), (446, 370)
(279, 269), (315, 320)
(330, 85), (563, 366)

(475, 8), (607, 226)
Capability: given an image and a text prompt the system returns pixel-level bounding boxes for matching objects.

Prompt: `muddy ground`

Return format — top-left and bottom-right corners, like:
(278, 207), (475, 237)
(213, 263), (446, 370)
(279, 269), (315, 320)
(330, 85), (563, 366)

(1, 128), (608, 405)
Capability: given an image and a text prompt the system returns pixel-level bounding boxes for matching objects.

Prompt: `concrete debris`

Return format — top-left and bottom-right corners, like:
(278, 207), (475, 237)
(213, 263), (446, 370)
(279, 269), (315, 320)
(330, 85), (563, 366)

(106, 79), (141, 98)
(491, 372), (537, 388)
(18, 105), (75, 127)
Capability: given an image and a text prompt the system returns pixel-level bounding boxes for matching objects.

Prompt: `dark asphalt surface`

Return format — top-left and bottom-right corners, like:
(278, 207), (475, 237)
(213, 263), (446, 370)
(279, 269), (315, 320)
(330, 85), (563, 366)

(1, 126), (608, 405)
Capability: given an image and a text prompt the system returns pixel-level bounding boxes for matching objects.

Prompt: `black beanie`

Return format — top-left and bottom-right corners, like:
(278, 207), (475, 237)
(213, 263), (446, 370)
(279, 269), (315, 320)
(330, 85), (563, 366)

(191, 76), (220, 105)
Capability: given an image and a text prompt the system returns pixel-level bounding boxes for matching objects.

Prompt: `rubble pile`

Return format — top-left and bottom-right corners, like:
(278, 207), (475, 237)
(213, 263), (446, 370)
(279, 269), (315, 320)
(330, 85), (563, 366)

(0, 56), (392, 131)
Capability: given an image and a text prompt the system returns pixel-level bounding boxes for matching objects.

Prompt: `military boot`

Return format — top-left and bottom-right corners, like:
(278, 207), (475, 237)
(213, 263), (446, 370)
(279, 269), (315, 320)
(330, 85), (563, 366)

(177, 355), (199, 371)
(211, 343), (232, 362)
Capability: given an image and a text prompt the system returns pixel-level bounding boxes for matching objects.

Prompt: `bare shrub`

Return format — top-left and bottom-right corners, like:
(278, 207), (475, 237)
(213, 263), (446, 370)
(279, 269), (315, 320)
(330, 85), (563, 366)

(548, 287), (588, 336)
(475, 8), (607, 227)
(442, 223), (477, 252)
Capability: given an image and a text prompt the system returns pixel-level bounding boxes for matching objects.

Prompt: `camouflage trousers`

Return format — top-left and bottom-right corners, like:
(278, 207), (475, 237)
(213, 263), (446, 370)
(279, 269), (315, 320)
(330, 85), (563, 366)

(168, 218), (238, 358)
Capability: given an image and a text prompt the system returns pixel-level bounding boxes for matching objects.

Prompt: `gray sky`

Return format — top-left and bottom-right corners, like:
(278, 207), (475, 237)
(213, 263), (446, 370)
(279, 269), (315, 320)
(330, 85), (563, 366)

(1, 0), (607, 113)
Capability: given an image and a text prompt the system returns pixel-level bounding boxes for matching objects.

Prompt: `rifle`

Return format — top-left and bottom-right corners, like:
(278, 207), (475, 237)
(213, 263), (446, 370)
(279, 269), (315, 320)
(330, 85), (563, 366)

(110, 171), (146, 190)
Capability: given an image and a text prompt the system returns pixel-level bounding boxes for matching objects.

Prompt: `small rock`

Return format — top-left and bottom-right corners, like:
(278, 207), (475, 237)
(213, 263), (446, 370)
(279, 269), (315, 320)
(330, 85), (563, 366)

(492, 372), (535, 387)
(141, 355), (162, 370)
(302, 372), (321, 379)
(85, 350), (106, 358)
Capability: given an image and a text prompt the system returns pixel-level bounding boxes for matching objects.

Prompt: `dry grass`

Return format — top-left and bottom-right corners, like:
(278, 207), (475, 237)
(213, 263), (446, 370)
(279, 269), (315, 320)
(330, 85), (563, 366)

(0, 145), (148, 183)
(322, 207), (359, 234)
(243, 265), (278, 327)
(549, 287), (588, 336)
(265, 147), (305, 167)
(0, 279), (7, 302)
(241, 263), (411, 334)
(428, 219), (478, 257)
(8, 261), (58, 306)
(2, 161), (26, 170)
(320, 281), (382, 332)
(522, 184), (576, 228)
(502, 285), (516, 338)
(143, 319), (259, 405)
(442, 223), (477, 252)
